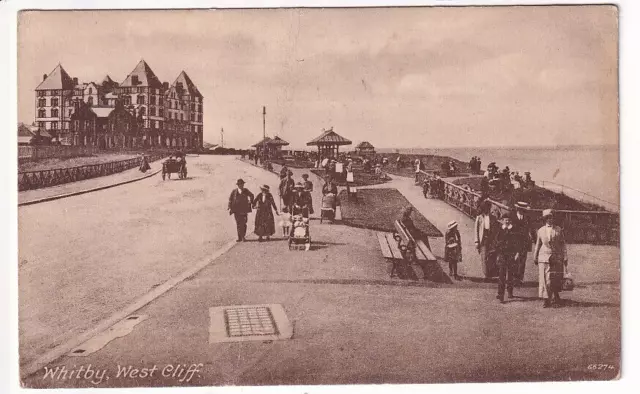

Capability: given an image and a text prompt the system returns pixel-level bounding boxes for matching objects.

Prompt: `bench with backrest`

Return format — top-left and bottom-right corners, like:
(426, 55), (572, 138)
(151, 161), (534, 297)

(375, 220), (436, 278)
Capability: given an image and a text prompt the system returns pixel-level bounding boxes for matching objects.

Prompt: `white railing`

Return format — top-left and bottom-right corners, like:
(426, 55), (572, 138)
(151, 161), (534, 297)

(538, 180), (619, 213)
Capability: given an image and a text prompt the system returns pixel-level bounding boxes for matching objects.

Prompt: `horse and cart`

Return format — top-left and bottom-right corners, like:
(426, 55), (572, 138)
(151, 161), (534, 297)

(162, 152), (188, 180)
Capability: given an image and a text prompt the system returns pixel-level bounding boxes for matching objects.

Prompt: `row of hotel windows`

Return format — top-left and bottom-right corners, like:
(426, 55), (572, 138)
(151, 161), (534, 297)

(37, 105), (203, 122)
(37, 90), (203, 109)
(37, 120), (203, 133)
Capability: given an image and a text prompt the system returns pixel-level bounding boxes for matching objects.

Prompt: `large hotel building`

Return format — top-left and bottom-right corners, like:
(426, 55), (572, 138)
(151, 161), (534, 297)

(34, 60), (204, 149)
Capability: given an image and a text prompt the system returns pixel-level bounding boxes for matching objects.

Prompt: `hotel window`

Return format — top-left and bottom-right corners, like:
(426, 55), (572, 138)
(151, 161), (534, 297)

(88, 96), (94, 105)
(51, 108), (59, 117)
(137, 95), (145, 105)
(38, 109), (46, 118)
(38, 121), (44, 129)
(88, 87), (93, 94)
(38, 91), (45, 97)
(51, 122), (58, 130)
(158, 108), (163, 117)
(139, 106), (146, 116)
(180, 113), (184, 121)
(150, 95), (156, 105)
(38, 98), (46, 107)
(158, 97), (163, 105)
(51, 98), (59, 107)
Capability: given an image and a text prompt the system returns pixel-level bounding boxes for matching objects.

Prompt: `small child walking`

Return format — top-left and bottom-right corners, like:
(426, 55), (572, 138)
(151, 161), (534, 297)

(445, 220), (463, 280)
(279, 207), (292, 237)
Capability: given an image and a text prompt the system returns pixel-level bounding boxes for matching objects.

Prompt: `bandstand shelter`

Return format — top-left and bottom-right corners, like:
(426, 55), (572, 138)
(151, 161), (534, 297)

(251, 135), (290, 158)
(306, 127), (352, 159)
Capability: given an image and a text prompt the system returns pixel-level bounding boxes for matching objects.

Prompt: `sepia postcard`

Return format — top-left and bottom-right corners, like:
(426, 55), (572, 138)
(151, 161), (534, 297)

(13, 3), (621, 390)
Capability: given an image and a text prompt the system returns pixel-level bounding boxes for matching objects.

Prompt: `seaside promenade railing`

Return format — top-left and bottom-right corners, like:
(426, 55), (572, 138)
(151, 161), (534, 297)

(416, 171), (619, 245)
(538, 179), (619, 213)
(18, 151), (169, 192)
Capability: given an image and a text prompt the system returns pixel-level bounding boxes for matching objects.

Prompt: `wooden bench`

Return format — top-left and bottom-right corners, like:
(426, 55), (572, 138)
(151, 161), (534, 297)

(375, 220), (437, 278)
(394, 220), (436, 261)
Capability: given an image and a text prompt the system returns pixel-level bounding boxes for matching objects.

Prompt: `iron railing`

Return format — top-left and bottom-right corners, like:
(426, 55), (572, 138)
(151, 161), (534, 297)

(416, 171), (619, 245)
(18, 151), (168, 191)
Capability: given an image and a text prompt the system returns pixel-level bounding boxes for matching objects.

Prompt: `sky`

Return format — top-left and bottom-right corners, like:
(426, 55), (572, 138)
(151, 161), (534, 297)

(17, 6), (619, 150)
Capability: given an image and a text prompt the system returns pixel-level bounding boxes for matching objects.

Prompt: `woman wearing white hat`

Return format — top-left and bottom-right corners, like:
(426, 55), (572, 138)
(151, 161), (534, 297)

(533, 209), (568, 308)
(444, 220), (462, 280)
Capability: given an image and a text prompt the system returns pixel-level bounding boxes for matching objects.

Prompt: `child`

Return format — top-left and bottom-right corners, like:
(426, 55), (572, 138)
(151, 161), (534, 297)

(422, 180), (430, 198)
(445, 220), (462, 280)
(279, 207), (292, 237)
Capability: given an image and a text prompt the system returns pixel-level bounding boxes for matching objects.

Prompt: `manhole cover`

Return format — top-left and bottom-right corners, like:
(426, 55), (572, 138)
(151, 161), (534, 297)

(209, 304), (292, 343)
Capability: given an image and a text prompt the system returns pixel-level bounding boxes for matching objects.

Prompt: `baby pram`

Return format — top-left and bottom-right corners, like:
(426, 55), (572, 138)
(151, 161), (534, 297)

(320, 193), (336, 223)
(288, 215), (311, 251)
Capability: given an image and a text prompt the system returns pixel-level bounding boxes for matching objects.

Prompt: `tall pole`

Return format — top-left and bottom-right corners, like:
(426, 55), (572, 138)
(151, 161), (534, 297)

(221, 127), (224, 148)
(262, 106), (266, 161)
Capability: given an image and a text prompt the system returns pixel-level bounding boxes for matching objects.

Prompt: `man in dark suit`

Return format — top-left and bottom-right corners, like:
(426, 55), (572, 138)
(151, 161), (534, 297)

(493, 212), (519, 302)
(512, 201), (533, 285)
(228, 178), (254, 242)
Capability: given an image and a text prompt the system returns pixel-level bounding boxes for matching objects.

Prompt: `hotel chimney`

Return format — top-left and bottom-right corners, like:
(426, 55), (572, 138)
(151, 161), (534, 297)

(42, 74), (47, 81)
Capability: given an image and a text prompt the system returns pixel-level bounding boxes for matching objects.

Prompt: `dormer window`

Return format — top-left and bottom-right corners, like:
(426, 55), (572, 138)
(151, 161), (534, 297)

(132, 75), (139, 85)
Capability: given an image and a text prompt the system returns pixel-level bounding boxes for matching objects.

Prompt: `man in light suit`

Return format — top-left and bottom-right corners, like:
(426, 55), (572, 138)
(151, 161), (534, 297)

(228, 178), (254, 242)
(474, 200), (498, 279)
(533, 209), (568, 308)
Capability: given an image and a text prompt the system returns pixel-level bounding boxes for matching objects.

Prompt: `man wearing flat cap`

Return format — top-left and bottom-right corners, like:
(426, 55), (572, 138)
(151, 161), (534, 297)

(513, 201), (533, 285)
(228, 179), (255, 242)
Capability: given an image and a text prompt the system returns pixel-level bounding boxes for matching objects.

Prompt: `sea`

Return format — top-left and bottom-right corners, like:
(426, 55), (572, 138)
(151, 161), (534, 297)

(379, 145), (620, 208)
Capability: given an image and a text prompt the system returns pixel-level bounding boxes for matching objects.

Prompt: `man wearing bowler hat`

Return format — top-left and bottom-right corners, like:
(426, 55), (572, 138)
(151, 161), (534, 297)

(228, 179), (254, 242)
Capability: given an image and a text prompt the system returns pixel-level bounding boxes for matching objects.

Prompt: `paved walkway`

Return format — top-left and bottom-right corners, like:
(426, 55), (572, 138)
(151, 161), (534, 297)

(18, 157), (164, 205)
(22, 194), (620, 387)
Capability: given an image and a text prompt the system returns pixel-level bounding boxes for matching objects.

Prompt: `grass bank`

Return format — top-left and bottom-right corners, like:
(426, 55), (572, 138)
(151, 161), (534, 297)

(339, 188), (442, 237)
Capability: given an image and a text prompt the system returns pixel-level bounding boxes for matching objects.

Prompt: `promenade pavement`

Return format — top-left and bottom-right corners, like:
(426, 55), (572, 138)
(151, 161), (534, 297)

(18, 156), (165, 205)
(20, 157), (620, 387)
(18, 155), (281, 369)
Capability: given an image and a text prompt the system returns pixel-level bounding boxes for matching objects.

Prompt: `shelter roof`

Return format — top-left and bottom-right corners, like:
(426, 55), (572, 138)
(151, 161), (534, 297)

(307, 128), (352, 146)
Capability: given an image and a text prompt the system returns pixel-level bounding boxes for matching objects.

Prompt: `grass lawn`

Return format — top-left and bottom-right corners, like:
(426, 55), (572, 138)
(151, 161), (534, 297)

(339, 188), (442, 237)
(310, 169), (389, 187)
(19, 153), (138, 172)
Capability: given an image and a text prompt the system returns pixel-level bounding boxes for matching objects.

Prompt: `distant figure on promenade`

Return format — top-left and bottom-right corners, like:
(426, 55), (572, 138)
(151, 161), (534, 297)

(291, 183), (312, 218)
(444, 220), (462, 281)
(474, 200), (498, 279)
(279, 207), (292, 237)
(493, 212), (519, 302)
(533, 209), (568, 308)
(322, 178), (338, 196)
(139, 155), (151, 173)
(228, 179), (254, 242)
(422, 179), (430, 199)
(252, 185), (278, 242)
(399, 206), (430, 246)
(415, 159), (421, 183)
(279, 171), (295, 211)
(280, 165), (289, 179)
(302, 173), (314, 192)
(513, 201), (533, 285)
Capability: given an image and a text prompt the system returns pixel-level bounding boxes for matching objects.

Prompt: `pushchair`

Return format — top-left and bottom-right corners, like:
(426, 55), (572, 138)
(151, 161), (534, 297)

(288, 215), (311, 251)
(320, 193), (336, 223)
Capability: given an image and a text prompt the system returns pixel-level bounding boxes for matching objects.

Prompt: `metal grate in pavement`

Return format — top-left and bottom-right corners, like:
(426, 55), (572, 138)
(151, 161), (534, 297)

(209, 304), (293, 343)
(224, 306), (279, 337)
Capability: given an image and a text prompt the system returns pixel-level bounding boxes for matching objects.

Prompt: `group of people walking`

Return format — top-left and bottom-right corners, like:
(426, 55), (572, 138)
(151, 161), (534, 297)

(228, 167), (318, 243)
(473, 200), (568, 307)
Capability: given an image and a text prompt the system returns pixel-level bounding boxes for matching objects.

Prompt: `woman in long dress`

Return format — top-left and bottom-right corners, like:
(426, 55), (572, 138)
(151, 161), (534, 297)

(253, 185), (278, 242)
